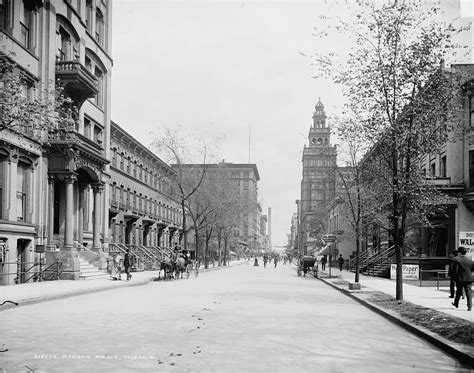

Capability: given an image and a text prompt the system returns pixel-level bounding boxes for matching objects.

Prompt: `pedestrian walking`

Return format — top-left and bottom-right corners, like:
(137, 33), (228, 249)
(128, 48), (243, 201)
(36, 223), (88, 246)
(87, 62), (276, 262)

(254, 257), (259, 267)
(124, 248), (132, 281)
(274, 257), (278, 268)
(114, 253), (122, 280)
(338, 254), (344, 272)
(448, 250), (459, 298)
(321, 255), (327, 271)
(452, 246), (474, 311)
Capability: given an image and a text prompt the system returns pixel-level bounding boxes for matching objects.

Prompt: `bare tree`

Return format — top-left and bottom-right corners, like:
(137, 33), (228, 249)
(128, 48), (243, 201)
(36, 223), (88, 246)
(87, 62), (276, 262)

(152, 127), (217, 258)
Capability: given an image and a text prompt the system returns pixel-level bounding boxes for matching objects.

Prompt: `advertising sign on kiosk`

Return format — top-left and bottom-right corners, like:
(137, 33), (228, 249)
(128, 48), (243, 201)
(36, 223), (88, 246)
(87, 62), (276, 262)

(390, 264), (419, 280)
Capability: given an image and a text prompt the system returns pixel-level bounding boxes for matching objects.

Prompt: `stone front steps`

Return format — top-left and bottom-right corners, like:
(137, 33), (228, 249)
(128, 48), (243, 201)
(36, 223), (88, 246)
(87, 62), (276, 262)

(78, 257), (109, 280)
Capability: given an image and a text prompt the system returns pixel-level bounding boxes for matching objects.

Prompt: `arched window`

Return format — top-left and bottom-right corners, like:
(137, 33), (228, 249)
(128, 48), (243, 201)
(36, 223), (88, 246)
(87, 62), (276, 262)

(56, 16), (80, 61)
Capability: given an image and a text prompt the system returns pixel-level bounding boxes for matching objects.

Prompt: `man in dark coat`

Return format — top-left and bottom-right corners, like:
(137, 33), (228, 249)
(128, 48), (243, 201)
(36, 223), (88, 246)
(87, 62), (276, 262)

(452, 247), (474, 311)
(338, 254), (344, 272)
(448, 250), (459, 298)
(124, 248), (132, 281)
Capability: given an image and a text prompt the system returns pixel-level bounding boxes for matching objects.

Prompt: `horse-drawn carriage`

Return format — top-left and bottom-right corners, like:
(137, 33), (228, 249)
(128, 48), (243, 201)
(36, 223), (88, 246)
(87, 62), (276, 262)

(157, 247), (199, 280)
(178, 248), (199, 279)
(297, 255), (317, 277)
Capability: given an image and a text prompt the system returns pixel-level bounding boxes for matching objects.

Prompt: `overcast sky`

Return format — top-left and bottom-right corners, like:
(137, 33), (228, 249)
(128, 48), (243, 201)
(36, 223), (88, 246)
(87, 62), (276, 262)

(111, 0), (473, 249)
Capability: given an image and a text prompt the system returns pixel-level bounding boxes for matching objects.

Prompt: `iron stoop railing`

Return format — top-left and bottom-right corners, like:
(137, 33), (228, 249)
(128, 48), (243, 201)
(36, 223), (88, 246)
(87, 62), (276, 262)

(1, 258), (63, 285)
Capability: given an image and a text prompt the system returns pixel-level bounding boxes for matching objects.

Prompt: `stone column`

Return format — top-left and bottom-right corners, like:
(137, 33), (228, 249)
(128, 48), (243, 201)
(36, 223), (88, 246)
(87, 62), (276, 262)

(77, 184), (87, 246)
(63, 174), (77, 251)
(46, 175), (56, 251)
(92, 183), (104, 250)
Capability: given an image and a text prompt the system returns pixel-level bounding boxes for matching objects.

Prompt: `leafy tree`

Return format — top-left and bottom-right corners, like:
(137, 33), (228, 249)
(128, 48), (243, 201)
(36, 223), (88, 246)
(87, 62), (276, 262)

(312, 2), (470, 300)
(1, 57), (77, 136)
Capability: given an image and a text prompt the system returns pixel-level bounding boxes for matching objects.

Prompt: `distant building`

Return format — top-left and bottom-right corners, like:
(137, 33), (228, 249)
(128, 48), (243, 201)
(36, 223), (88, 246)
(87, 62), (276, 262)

(299, 100), (337, 255)
(177, 162), (268, 253)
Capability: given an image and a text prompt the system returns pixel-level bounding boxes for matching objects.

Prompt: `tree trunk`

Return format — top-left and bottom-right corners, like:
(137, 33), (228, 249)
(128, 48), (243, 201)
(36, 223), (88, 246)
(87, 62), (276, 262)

(194, 225), (200, 262)
(181, 200), (187, 250)
(355, 225), (360, 283)
(223, 237), (228, 266)
(204, 240), (209, 269)
(217, 229), (222, 266)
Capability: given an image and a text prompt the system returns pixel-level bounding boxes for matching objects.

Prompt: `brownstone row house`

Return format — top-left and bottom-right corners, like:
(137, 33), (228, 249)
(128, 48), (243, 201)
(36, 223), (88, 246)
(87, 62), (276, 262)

(0, 0), (182, 285)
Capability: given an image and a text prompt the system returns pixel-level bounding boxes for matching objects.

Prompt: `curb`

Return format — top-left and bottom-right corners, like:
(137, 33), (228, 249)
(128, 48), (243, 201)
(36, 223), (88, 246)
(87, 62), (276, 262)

(318, 276), (474, 368)
(0, 277), (154, 312)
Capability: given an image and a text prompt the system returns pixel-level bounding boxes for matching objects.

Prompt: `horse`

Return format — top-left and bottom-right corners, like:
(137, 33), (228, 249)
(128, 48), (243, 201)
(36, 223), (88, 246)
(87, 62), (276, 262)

(173, 256), (187, 279)
(158, 256), (174, 280)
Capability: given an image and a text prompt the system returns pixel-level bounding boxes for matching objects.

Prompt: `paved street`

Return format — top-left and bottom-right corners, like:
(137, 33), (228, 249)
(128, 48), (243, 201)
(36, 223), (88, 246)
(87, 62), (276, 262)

(0, 263), (470, 372)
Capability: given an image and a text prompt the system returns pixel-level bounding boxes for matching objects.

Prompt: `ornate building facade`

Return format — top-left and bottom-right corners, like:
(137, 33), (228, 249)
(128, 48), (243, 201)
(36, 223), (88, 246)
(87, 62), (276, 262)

(299, 100), (337, 254)
(0, 1), (182, 285)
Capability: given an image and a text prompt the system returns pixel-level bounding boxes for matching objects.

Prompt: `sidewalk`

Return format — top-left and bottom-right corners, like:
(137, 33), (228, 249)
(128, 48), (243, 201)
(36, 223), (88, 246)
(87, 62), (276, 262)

(319, 266), (474, 322)
(0, 270), (161, 311)
(0, 260), (246, 312)
(316, 266), (474, 367)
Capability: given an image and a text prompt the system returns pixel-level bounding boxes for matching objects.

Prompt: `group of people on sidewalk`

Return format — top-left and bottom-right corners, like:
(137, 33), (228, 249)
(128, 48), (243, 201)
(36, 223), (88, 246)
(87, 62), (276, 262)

(448, 246), (474, 311)
(110, 249), (133, 281)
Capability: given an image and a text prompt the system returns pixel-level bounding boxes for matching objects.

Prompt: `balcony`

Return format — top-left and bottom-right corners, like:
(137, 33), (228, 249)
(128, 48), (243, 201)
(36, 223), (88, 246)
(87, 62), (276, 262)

(424, 177), (465, 193)
(46, 130), (108, 171)
(55, 61), (98, 107)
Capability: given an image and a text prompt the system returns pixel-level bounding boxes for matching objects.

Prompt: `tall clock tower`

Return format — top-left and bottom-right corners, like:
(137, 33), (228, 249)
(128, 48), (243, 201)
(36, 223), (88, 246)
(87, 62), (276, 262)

(300, 99), (337, 254)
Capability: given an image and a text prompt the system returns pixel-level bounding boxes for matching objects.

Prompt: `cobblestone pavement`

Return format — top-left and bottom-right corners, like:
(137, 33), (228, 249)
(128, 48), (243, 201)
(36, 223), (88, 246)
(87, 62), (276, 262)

(0, 263), (471, 372)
